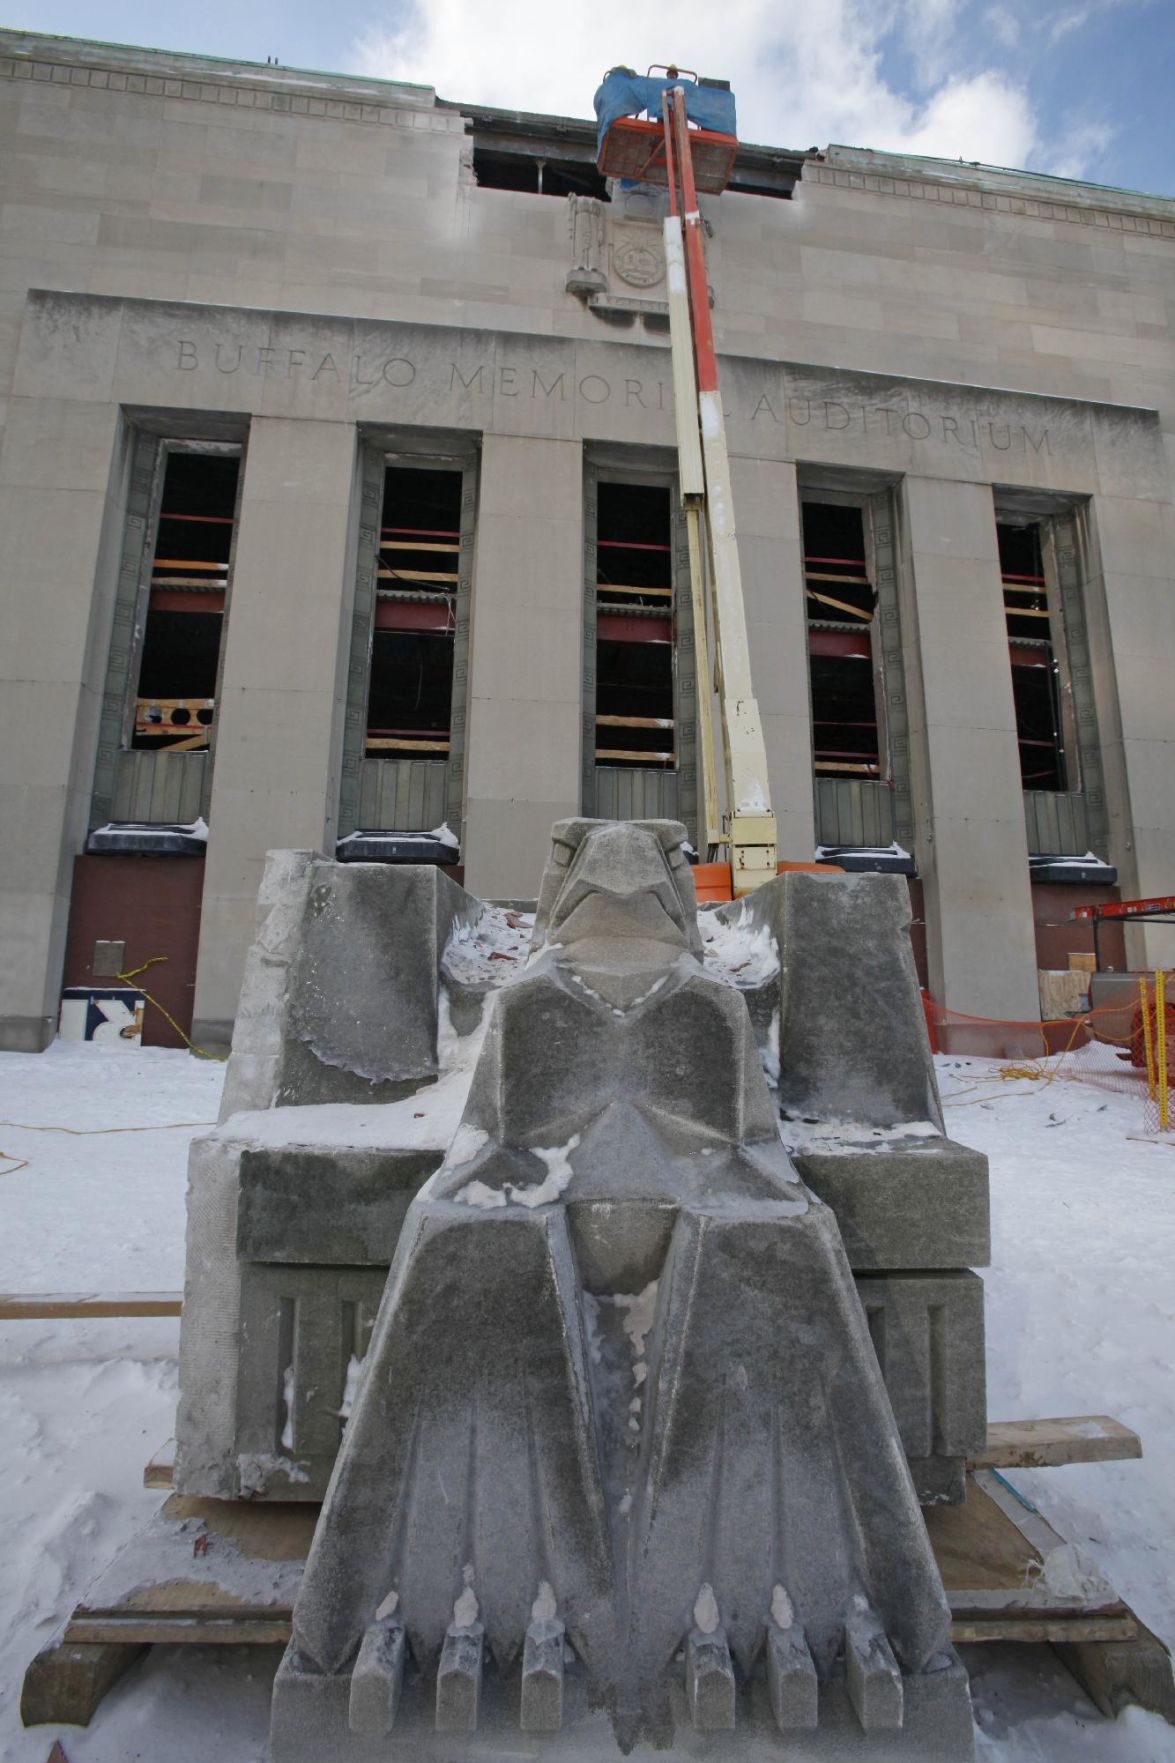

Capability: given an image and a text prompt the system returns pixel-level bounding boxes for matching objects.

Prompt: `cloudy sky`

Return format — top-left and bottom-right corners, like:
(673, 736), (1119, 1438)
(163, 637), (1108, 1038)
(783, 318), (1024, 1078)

(8, 0), (1173, 194)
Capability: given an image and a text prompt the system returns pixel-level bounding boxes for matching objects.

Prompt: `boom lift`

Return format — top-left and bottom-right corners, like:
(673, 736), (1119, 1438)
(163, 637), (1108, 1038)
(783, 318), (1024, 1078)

(598, 69), (778, 896)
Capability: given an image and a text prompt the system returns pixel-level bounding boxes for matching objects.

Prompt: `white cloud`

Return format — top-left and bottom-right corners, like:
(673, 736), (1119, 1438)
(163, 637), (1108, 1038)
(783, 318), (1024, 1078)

(349, 0), (1041, 169)
(898, 71), (1037, 165)
(984, 4), (1022, 47)
(1040, 118), (1116, 180)
(1050, 6), (1092, 39)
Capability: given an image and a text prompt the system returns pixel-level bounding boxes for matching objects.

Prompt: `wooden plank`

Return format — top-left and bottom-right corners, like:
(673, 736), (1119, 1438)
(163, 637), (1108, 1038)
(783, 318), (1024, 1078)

(143, 1439), (176, 1489)
(67, 1613), (293, 1645)
(806, 588), (873, 619)
(47, 1460), (1155, 1669)
(0, 1292), (183, 1320)
(364, 738), (450, 753)
(62, 1494), (317, 1647)
(954, 1615), (1137, 1645)
(380, 541), (459, 553)
(927, 1470), (1132, 1634)
(596, 584), (674, 598)
(21, 1638), (146, 1727)
(157, 1492), (319, 1559)
(1057, 1616), (1175, 1722)
(973, 1416), (1141, 1471)
(596, 714), (675, 729)
(927, 1474), (1045, 1595)
(375, 568), (458, 584)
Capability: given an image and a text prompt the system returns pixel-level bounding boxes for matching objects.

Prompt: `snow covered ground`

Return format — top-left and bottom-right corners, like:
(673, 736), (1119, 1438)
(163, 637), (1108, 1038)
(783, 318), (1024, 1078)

(1, 1039), (1174, 1761)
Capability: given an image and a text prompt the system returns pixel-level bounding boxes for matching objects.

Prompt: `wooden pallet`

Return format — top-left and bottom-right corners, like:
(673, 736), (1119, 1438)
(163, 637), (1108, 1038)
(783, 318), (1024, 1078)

(21, 1417), (1174, 1732)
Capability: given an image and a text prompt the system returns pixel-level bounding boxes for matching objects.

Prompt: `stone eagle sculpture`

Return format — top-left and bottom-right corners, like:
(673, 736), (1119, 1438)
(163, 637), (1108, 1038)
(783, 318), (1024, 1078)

(270, 818), (972, 1760)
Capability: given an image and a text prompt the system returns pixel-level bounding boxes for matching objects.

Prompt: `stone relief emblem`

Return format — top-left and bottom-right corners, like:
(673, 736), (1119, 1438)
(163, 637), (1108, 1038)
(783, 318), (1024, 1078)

(612, 233), (665, 287)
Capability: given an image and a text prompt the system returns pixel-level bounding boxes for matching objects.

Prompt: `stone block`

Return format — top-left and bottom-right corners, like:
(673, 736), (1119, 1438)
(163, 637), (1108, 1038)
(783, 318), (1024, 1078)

(219, 853), (478, 1116)
(233, 1261), (386, 1499)
(855, 1271), (987, 1468)
(178, 1115), (431, 1499)
(733, 870), (942, 1129)
(792, 1137), (990, 1271)
(271, 1647), (387, 1763)
(235, 1142), (440, 1264)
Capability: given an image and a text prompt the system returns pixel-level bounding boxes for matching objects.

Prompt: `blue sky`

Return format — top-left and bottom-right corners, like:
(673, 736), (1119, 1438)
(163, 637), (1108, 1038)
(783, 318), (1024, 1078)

(5, 0), (1173, 195)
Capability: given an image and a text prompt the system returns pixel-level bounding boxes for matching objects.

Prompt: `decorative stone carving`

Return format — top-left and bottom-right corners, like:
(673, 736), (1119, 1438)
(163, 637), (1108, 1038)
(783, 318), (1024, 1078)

(565, 194), (607, 295)
(612, 231), (665, 287)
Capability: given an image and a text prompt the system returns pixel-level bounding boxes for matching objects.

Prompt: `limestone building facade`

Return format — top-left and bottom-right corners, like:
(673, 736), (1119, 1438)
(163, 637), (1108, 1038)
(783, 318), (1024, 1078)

(1, 28), (1173, 1052)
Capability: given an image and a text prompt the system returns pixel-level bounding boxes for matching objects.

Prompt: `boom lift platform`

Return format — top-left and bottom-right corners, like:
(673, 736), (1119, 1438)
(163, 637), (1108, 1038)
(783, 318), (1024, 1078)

(597, 68), (777, 895)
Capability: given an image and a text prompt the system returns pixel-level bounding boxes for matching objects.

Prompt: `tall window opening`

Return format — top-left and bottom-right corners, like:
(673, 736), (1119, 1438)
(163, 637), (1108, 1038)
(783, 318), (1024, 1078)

(367, 466), (463, 758)
(595, 482), (675, 768)
(998, 521), (1065, 791)
(802, 502), (880, 778)
(133, 449), (239, 752)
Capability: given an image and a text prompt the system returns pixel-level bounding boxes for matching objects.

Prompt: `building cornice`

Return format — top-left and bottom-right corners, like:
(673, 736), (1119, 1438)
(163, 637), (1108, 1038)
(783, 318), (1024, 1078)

(3, 30), (1172, 239)
(815, 145), (1175, 239)
(0, 30), (463, 135)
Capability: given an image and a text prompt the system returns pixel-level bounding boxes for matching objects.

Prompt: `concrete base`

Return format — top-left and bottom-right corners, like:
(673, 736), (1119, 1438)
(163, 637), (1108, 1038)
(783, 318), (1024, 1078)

(176, 1129), (438, 1501)
(270, 1643), (974, 1762)
(0, 1013), (54, 1051)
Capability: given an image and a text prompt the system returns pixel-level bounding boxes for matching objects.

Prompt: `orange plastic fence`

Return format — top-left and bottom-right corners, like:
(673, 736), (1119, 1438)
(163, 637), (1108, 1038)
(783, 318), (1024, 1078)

(923, 979), (1175, 1133)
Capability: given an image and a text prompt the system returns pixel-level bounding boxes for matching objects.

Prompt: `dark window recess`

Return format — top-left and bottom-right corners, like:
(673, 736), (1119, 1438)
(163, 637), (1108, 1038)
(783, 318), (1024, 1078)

(802, 502), (880, 777)
(724, 175), (792, 200)
(998, 521), (1065, 792)
(595, 481), (674, 768)
(473, 148), (609, 200)
(133, 450), (239, 752)
(367, 466), (463, 757)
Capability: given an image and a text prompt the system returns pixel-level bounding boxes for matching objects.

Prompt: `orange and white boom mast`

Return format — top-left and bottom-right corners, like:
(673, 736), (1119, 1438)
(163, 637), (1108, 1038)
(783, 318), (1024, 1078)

(660, 85), (778, 894)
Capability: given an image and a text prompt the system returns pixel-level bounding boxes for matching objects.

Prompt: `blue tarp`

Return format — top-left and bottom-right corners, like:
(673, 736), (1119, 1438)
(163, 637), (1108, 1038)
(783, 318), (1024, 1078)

(593, 70), (736, 158)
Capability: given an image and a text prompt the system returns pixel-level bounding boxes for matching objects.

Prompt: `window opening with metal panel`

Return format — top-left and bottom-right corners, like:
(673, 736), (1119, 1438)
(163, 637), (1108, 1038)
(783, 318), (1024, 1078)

(366, 467), (463, 758)
(594, 481), (677, 768)
(802, 502), (880, 779)
(337, 443), (477, 845)
(134, 450), (241, 753)
(997, 521), (1066, 792)
(582, 459), (696, 837)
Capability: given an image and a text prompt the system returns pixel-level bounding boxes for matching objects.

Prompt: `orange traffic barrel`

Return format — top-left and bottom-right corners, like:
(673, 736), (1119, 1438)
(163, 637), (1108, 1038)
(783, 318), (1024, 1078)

(692, 858), (845, 902)
(693, 862), (734, 902)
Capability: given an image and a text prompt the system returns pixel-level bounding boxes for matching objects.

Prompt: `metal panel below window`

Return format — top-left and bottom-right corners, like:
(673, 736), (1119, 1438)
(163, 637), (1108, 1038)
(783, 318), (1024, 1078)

(593, 766), (680, 825)
(110, 749), (207, 826)
(814, 777), (895, 850)
(1023, 789), (1090, 858)
(357, 757), (449, 833)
